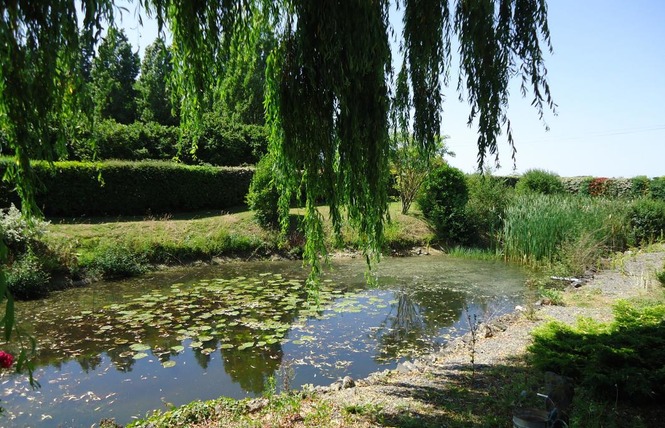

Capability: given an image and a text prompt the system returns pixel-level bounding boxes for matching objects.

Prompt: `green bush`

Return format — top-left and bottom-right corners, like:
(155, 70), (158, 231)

(417, 163), (468, 244)
(630, 175), (650, 198)
(70, 116), (267, 167)
(181, 114), (268, 166)
(0, 159), (253, 217)
(628, 198), (665, 246)
(515, 169), (564, 195)
(529, 301), (665, 403)
(464, 173), (514, 248)
(650, 176), (665, 201)
(246, 154), (280, 229)
(86, 246), (148, 279)
(7, 251), (51, 300)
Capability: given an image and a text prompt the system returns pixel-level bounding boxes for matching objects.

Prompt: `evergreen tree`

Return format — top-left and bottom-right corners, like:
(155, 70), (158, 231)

(91, 27), (140, 124)
(136, 38), (178, 126)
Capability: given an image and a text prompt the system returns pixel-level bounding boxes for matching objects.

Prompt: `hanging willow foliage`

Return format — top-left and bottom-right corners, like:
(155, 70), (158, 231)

(0, 0), (555, 292)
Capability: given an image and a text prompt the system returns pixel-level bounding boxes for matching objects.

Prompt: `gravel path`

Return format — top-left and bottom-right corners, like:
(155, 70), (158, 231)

(320, 246), (665, 419)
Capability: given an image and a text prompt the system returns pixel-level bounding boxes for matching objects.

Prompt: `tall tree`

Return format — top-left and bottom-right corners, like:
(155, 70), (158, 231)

(135, 38), (178, 126)
(91, 27), (140, 124)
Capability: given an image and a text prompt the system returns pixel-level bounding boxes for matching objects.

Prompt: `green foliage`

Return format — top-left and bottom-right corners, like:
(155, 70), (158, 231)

(82, 119), (180, 161)
(628, 198), (665, 246)
(216, 13), (273, 126)
(515, 169), (564, 195)
(529, 301), (665, 403)
(135, 38), (179, 126)
(182, 114), (267, 166)
(7, 251), (50, 300)
(502, 194), (629, 269)
(246, 154), (280, 230)
(91, 28), (140, 124)
(650, 176), (665, 201)
(0, 160), (253, 217)
(464, 173), (514, 248)
(630, 175), (651, 198)
(86, 246), (148, 279)
(417, 163), (468, 244)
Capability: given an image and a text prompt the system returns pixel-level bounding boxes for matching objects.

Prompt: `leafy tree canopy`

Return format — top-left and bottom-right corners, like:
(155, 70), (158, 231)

(0, 0), (555, 284)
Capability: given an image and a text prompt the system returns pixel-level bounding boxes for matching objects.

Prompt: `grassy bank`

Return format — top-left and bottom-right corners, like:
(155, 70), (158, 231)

(43, 202), (436, 281)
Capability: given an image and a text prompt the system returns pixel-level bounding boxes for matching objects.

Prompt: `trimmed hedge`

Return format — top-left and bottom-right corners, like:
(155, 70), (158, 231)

(0, 160), (253, 217)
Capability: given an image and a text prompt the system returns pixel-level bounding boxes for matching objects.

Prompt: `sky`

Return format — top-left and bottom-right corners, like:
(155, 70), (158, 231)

(115, 0), (665, 178)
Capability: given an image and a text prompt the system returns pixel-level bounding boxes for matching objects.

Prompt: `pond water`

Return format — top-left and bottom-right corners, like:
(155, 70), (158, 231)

(0, 255), (527, 427)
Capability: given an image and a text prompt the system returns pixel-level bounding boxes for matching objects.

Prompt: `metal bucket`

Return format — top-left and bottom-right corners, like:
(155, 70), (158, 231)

(512, 407), (549, 428)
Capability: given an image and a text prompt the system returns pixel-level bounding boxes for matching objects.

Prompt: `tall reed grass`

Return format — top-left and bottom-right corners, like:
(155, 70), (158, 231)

(502, 194), (629, 270)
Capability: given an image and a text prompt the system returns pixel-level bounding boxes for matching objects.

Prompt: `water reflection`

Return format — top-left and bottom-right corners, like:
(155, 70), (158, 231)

(0, 256), (526, 427)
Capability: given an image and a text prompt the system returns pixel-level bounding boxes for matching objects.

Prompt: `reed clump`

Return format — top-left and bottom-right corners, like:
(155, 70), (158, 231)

(502, 194), (630, 273)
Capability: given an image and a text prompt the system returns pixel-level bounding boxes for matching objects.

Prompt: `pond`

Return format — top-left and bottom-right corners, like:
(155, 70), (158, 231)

(0, 255), (527, 427)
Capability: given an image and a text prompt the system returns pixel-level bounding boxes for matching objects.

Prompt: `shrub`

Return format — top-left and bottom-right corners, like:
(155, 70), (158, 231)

(417, 163), (468, 244)
(181, 114), (268, 166)
(246, 154), (280, 229)
(628, 197), (665, 246)
(0, 204), (50, 253)
(630, 175), (651, 198)
(7, 251), (51, 300)
(464, 173), (514, 248)
(515, 169), (564, 195)
(587, 177), (609, 197)
(86, 246), (148, 279)
(560, 176), (591, 195)
(529, 301), (665, 403)
(650, 176), (665, 201)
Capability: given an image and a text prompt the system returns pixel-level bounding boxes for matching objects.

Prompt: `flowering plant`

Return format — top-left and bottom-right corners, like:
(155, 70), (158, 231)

(0, 350), (14, 368)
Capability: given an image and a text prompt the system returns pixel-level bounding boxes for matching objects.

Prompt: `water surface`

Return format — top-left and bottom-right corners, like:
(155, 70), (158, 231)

(0, 255), (526, 427)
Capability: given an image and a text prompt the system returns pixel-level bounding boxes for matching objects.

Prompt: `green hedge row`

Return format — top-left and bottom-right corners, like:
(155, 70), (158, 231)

(500, 172), (665, 200)
(0, 160), (253, 217)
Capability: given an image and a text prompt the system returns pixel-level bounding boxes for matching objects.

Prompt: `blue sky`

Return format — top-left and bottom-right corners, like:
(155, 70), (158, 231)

(117, 0), (664, 178)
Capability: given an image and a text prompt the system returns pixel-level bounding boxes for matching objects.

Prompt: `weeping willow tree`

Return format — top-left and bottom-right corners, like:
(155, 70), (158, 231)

(0, 0), (554, 327)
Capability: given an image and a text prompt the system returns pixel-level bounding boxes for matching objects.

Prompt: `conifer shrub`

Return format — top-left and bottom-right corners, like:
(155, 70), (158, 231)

(529, 302), (665, 403)
(246, 154), (280, 229)
(417, 163), (468, 244)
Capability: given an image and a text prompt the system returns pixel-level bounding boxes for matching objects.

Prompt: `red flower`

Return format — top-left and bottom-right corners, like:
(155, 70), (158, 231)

(0, 351), (14, 368)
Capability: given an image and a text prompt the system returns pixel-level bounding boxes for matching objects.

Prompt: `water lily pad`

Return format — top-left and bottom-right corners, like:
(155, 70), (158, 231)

(170, 345), (185, 353)
(129, 343), (151, 352)
(161, 360), (176, 368)
(201, 348), (216, 355)
(190, 341), (203, 348)
(220, 344), (234, 349)
(237, 342), (254, 350)
(133, 352), (149, 360)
